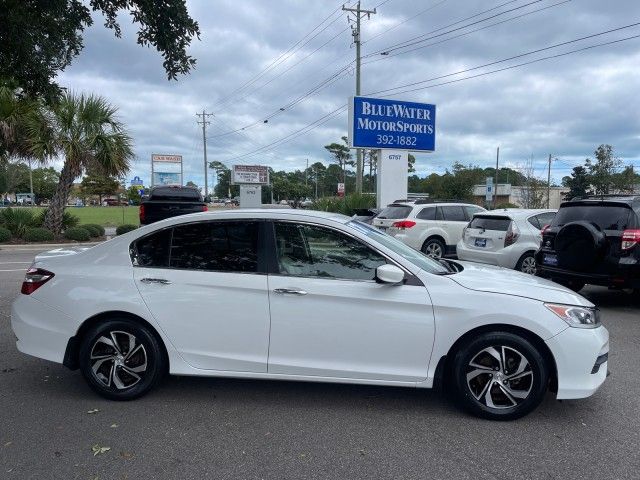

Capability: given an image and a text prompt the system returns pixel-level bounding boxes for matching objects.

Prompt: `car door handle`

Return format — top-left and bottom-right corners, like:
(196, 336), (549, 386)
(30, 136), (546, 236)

(140, 277), (171, 285)
(273, 288), (308, 296)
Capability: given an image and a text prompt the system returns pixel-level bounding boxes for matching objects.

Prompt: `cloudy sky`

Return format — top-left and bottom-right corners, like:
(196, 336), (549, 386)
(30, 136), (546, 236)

(58, 0), (640, 191)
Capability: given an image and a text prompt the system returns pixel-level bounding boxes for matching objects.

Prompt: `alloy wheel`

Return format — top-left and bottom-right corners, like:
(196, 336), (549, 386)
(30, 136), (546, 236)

(465, 346), (533, 409)
(90, 330), (148, 390)
(520, 256), (536, 274)
(425, 242), (443, 258)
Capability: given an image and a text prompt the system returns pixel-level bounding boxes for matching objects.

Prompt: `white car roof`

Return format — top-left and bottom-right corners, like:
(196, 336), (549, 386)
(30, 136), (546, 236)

(472, 208), (556, 219)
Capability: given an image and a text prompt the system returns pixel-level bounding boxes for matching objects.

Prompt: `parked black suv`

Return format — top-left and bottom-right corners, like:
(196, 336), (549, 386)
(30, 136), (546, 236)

(535, 195), (640, 291)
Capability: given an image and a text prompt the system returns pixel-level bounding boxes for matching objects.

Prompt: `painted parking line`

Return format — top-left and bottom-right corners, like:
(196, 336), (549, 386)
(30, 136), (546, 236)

(0, 269), (27, 272)
(0, 262), (31, 264)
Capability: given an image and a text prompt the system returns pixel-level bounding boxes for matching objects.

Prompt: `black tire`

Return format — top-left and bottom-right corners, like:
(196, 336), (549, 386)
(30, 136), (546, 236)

(515, 252), (537, 275)
(79, 318), (166, 400)
(422, 238), (446, 259)
(451, 332), (549, 421)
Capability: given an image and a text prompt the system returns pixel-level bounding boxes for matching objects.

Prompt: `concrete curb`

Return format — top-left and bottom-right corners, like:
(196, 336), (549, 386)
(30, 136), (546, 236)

(0, 242), (103, 250)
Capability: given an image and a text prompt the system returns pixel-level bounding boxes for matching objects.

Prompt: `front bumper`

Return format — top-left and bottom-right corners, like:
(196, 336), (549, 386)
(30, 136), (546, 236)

(545, 325), (609, 399)
(11, 295), (74, 364)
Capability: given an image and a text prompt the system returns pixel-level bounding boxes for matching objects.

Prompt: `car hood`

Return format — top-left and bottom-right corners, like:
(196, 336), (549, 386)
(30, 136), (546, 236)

(449, 261), (593, 306)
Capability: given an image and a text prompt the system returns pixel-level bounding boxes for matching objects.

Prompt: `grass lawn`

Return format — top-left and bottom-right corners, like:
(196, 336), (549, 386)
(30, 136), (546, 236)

(23, 206), (140, 227)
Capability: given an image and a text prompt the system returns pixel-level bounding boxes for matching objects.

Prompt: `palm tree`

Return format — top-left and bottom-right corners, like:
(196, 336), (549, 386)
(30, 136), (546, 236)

(30, 93), (133, 234)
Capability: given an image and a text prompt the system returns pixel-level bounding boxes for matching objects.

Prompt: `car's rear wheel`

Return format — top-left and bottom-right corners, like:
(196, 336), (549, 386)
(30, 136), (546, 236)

(422, 238), (445, 259)
(79, 319), (166, 400)
(451, 332), (549, 420)
(516, 252), (537, 274)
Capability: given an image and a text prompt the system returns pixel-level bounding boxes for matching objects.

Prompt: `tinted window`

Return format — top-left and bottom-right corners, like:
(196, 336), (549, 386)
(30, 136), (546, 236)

(469, 216), (511, 231)
(553, 205), (633, 231)
(150, 187), (201, 201)
(275, 223), (386, 280)
(378, 205), (412, 219)
(133, 228), (172, 267)
(170, 222), (259, 272)
(464, 206), (484, 220)
(416, 207), (436, 220)
(440, 206), (466, 221)
(528, 212), (556, 230)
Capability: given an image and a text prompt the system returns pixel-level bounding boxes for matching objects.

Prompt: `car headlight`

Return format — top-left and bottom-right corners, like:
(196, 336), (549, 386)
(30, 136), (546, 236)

(545, 304), (601, 328)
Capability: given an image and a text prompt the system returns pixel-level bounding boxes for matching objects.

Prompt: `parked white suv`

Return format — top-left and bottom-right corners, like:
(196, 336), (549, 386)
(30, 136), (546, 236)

(457, 209), (556, 274)
(373, 201), (486, 258)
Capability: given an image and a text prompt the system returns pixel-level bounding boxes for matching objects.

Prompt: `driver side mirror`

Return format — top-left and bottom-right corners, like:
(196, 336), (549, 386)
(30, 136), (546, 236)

(376, 264), (405, 284)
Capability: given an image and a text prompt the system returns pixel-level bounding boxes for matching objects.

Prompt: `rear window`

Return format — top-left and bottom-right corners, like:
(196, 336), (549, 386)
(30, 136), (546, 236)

(378, 205), (412, 219)
(469, 216), (511, 231)
(553, 205), (634, 231)
(150, 187), (201, 202)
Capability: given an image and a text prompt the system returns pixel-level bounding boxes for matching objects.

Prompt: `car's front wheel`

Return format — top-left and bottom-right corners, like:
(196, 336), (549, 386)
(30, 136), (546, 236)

(79, 319), (166, 400)
(451, 332), (549, 420)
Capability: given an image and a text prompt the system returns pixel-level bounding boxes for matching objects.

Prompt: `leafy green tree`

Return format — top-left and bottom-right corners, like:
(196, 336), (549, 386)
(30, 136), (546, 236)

(31, 167), (60, 201)
(408, 153), (416, 173)
(562, 166), (591, 200)
(28, 93), (133, 233)
(80, 172), (120, 204)
(126, 185), (144, 204)
(586, 144), (621, 195)
(0, 0), (200, 100)
(0, 160), (30, 194)
(324, 136), (353, 185)
(185, 180), (198, 188)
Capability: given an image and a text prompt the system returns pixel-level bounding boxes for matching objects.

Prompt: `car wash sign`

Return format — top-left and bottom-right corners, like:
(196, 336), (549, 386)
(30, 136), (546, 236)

(348, 96), (435, 152)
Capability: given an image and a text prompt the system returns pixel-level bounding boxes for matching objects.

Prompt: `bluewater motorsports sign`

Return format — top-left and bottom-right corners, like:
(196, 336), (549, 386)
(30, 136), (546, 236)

(348, 96), (436, 151)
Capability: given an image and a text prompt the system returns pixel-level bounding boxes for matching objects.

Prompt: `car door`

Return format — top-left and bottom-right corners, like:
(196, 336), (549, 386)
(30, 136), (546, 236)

(267, 221), (435, 382)
(132, 220), (271, 372)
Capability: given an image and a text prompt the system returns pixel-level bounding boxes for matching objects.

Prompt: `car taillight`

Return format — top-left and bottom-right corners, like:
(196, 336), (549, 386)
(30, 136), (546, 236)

(202, 205), (208, 212)
(21, 267), (54, 295)
(621, 229), (640, 250)
(504, 222), (520, 247)
(392, 220), (416, 229)
(139, 204), (145, 223)
(541, 224), (551, 234)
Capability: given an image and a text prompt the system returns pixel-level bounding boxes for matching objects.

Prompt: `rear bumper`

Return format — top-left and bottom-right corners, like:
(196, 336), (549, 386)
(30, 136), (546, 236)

(11, 295), (73, 364)
(456, 241), (520, 269)
(546, 325), (609, 399)
(536, 262), (640, 288)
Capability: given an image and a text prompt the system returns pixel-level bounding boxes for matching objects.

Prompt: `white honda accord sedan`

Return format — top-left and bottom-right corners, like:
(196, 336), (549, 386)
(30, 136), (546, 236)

(11, 210), (608, 420)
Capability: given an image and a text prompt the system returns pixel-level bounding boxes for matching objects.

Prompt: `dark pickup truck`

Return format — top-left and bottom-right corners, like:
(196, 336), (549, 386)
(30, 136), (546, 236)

(139, 186), (208, 225)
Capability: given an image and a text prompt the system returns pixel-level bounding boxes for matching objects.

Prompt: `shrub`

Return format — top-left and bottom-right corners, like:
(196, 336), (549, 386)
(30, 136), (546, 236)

(0, 208), (37, 237)
(34, 210), (80, 229)
(64, 226), (91, 241)
(116, 224), (138, 235)
(493, 202), (519, 210)
(81, 224), (105, 237)
(0, 226), (11, 243)
(311, 193), (376, 217)
(23, 227), (54, 242)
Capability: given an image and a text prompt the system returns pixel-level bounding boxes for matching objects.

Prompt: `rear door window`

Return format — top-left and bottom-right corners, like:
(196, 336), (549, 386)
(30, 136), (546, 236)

(469, 216), (511, 231)
(416, 206), (436, 220)
(553, 205), (633, 231)
(439, 206), (466, 221)
(378, 205), (413, 219)
(170, 221), (259, 272)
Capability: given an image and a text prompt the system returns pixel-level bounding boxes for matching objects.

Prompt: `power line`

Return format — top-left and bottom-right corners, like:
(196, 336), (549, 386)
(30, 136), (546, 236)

(368, 23), (640, 96)
(217, 27), (639, 163)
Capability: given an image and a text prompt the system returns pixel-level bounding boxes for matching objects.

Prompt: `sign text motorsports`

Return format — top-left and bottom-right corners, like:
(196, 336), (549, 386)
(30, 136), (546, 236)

(348, 96), (436, 151)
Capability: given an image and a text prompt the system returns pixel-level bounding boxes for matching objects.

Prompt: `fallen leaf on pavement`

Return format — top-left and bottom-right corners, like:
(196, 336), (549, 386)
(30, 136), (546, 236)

(91, 445), (111, 456)
(87, 409), (100, 414)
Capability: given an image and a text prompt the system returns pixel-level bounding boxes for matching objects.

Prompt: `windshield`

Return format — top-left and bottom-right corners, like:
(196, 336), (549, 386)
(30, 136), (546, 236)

(377, 205), (412, 219)
(347, 220), (449, 274)
(553, 204), (633, 231)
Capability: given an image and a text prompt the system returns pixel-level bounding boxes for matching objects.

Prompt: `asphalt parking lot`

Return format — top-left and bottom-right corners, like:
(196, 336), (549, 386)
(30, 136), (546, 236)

(1, 246), (639, 480)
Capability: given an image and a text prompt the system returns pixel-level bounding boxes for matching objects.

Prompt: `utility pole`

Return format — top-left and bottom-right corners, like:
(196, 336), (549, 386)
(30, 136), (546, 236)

(343, 1), (376, 194)
(494, 147), (499, 209)
(547, 153), (552, 208)
(315, 165), (319, 199)
(196, 110), (213, 197)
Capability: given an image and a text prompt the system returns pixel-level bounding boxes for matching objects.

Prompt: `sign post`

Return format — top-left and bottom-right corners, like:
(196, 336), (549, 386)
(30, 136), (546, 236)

(348, 96), (436, 208)
(232, 165), (269, 208)
(151, 154), (183, 186)
(485, 177), (494, 204)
